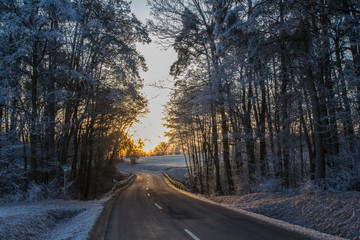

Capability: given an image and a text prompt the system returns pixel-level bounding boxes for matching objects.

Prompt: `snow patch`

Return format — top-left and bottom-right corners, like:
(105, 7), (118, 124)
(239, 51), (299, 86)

(210, 192), (360, 240)
(0, 199), (105, 240)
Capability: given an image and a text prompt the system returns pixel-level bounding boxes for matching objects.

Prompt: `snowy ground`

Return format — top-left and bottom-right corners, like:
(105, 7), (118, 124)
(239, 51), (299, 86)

(0, 199), (105, 240)
(209, 192), (360, 240)
(118, 155), (188, 183)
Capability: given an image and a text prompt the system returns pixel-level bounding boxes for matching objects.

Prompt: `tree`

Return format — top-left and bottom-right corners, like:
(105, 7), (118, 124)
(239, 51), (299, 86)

(126, 138), (145, 164)
(0, 0), (150, 200)
(153, 0), (360, 195)
(150, 141), (170, 156)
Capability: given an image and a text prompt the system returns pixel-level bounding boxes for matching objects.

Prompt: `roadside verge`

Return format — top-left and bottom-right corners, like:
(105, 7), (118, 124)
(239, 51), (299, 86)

(88, 174), (135, 240)
(163, 174), (346, 240)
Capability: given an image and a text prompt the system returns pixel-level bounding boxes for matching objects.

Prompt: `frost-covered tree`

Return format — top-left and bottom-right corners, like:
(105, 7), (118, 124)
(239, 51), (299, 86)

(155, 0), (360, 195)
(0, 0), (149, 200)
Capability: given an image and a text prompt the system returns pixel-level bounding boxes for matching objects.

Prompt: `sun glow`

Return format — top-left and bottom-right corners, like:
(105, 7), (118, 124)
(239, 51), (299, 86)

(129, 0), (177, 152)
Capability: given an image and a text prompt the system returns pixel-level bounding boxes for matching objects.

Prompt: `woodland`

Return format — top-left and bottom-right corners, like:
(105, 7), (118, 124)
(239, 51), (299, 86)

(150, 0), (360, 194)
(1, 0), (359, 201)
(0, 0), (149, 200)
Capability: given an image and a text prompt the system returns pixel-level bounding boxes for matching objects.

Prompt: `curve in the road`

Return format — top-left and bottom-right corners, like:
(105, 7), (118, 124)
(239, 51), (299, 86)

(104, 173), (310, 240)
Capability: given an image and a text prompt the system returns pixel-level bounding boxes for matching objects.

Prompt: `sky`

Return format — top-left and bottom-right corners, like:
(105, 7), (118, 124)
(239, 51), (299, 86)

(129, 0), (177, 152)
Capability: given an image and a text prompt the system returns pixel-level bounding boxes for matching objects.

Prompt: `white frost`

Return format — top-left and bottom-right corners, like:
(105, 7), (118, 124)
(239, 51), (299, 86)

(0, 199), (105, 240)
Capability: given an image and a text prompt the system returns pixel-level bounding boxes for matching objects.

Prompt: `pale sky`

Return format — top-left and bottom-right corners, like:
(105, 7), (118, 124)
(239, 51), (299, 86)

(130, 0), (177, 152)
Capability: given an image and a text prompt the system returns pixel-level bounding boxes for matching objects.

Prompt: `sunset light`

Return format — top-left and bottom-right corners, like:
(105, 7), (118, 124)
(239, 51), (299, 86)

(130, 0), (176, 153)
(1, 0), (358, 239)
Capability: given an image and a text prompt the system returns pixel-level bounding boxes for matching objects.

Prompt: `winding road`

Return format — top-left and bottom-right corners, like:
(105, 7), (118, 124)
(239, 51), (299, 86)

(104, 172), (309, 240)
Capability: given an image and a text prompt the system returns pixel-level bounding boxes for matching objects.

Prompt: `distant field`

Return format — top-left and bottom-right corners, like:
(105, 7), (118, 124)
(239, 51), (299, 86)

(124, 154), (187, 167)
(119, 155), (188, 182)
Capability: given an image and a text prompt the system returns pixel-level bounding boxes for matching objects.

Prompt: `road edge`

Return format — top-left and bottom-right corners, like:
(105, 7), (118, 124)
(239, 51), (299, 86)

(88, 175), (136, 240)
(163, 176), (346, 240)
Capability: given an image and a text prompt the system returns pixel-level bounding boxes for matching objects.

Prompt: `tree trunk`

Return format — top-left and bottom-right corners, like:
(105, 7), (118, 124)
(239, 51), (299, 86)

(243, 83), (256, 187)
(259, 80), (267, 177)
(85, 124), (94, 199)
(279, 54), (290, 187)
(211, 104), (223, 195)
(299, 97), (314, 178)
(229, 110), (243, 172)
(299, 15), (326, 182)
(30, 42), (39, 182)
(306, 69), (326, 181)
(45, 14), (58, 166)
(335, 36), (355, 150)
(220, 107), (234, 194)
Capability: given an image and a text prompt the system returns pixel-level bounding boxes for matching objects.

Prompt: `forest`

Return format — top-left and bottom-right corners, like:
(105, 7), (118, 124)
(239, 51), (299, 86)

(0, 0), (149, 200)
(1, 0), (359, 201)
(149, 0), (360, 195)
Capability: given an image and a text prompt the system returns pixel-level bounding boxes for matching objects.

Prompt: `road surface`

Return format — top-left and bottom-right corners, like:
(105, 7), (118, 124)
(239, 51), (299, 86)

(104, 173), (309, 240)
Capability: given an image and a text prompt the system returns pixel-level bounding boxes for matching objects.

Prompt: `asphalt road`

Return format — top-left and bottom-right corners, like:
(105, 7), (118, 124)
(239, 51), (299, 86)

(104, 173), (309, 240)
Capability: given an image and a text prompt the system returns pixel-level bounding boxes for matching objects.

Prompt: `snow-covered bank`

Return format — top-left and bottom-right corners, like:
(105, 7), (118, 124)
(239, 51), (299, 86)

(0, 199), (104, 240)
(210, 192), (359, 240)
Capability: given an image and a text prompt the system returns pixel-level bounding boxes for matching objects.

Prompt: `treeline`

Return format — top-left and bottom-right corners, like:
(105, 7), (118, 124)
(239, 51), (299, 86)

(148, 141), (170, 156)
(150, 0), (360, 194)
(0, 0), (149, 200)
(148, 141), (182, 156)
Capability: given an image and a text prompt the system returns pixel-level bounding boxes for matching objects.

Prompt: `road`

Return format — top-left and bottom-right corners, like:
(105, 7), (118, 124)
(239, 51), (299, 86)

(104, 173), (309, 240)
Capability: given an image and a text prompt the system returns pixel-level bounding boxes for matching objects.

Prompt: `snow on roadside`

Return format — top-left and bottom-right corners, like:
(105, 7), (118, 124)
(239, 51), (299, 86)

(165, 167), (187, 183)
(210, 192), (360, 240)
(164, 181), (349, 240)
(0, 198), (105, 240)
